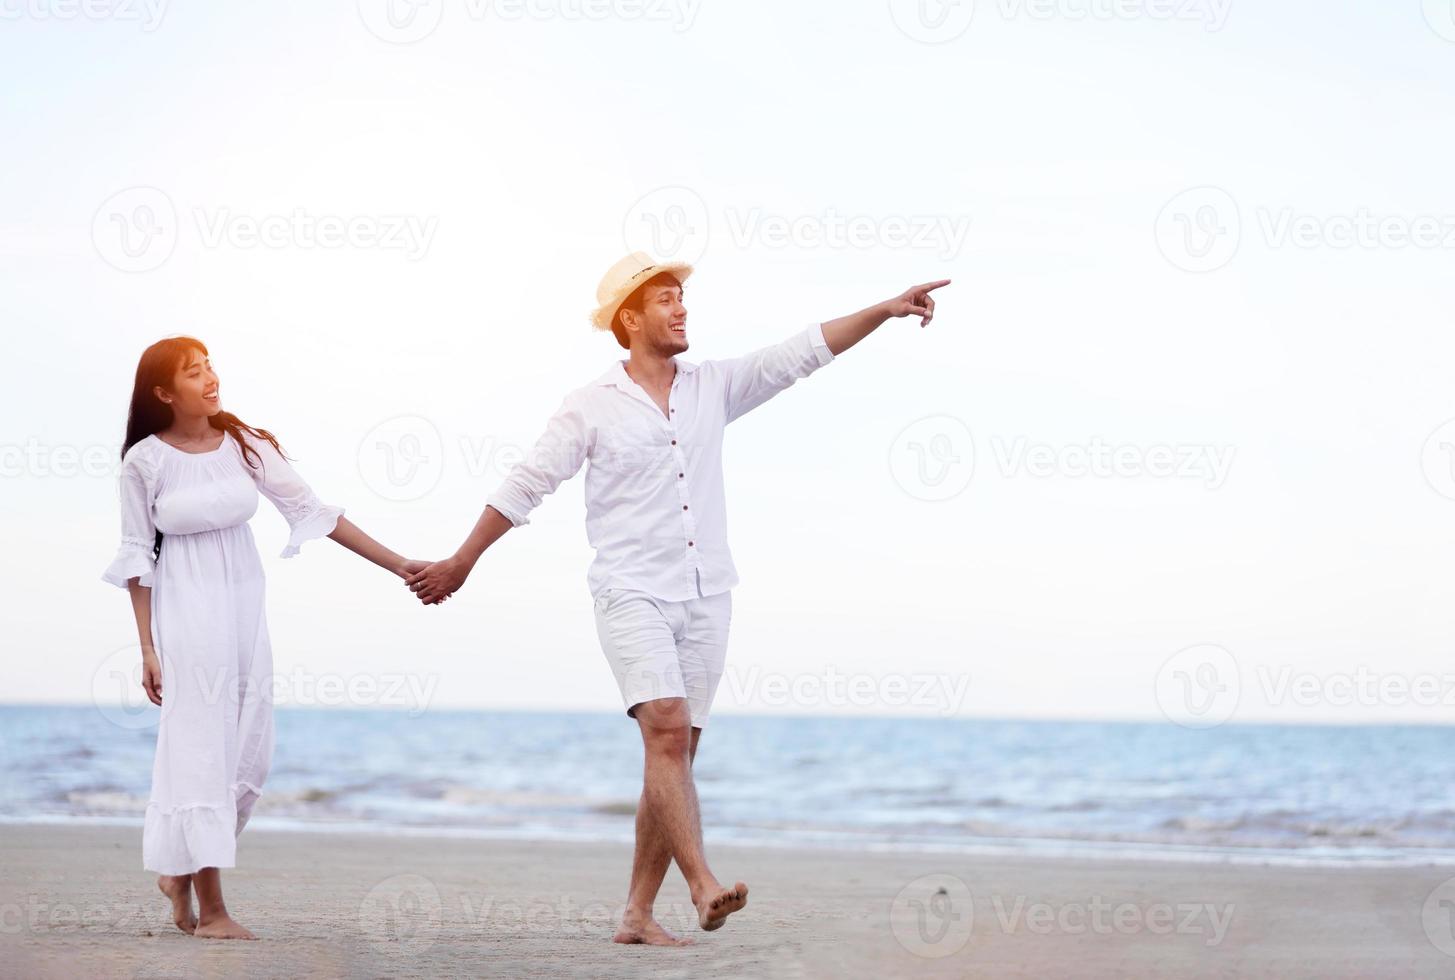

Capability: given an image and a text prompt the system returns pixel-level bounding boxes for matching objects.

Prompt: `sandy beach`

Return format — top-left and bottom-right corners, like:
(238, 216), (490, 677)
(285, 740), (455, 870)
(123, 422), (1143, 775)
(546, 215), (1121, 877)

(1, 823), (1450, 978)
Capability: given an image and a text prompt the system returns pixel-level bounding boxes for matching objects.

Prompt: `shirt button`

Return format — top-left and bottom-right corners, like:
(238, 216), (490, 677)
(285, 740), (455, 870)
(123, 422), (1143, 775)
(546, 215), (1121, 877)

(670, 439), (677, 445)
(682, 504), (689, 511)
(678, 472), (684, 478)
(688, 541), (694, 547)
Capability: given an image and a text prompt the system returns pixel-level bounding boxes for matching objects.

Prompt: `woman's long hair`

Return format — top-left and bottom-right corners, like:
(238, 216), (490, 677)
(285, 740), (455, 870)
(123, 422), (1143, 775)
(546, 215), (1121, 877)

(121, 337), (286, 559)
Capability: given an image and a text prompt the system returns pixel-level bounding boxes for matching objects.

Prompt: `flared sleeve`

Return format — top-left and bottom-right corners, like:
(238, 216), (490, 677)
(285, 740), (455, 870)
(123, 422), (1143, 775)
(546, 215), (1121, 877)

(244, 435), (344, 558)
(102, 445), (158, 588)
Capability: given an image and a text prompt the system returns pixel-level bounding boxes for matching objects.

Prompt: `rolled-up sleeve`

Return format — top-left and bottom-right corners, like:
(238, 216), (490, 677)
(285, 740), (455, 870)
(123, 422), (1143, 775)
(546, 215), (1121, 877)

(246, 436), (344, 558)
(101, 450), (158, 589)
(486, 394), (589, 527)
(719, 322), (836, 424)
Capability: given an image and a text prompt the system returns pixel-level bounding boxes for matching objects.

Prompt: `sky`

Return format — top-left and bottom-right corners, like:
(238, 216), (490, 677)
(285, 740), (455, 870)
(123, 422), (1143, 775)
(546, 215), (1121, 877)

(3, 0), (1454, 726)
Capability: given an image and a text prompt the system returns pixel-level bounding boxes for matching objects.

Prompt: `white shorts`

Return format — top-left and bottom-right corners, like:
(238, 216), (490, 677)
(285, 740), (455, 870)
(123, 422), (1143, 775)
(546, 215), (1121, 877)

(592, 584), (733, 728)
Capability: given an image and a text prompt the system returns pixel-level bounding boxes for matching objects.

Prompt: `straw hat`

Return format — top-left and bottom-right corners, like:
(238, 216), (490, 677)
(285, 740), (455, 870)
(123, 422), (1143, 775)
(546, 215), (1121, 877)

(589, 251), (694, 333)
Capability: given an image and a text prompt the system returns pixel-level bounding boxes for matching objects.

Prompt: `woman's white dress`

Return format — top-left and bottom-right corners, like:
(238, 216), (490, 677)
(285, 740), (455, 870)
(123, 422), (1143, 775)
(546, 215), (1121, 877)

(102, 432), (342, 875)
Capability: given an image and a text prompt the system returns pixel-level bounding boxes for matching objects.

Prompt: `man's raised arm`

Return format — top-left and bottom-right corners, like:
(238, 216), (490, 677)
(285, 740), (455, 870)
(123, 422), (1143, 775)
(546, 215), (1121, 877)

(819, 279), (951, 356)
(406, 393), (589, 605)
(719, 279), (951, 424)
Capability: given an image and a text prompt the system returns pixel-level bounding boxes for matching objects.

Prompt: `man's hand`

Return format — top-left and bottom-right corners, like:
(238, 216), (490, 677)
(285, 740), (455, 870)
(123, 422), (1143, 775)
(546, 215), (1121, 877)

(821, 279), (952, 355)
(406, 556), (472, 605)
(885, 279), (950, 327)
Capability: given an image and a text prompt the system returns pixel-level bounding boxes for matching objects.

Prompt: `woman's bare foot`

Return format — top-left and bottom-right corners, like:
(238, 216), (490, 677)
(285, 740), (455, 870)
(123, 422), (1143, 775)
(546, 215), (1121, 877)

(195, 913), (257, 940)
(613, 907), (694, 946)
(692, 880), (749, 931)
(156, 875), (196, 934)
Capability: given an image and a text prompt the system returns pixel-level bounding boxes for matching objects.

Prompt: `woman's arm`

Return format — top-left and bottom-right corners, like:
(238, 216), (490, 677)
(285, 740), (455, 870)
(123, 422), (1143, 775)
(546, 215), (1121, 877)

(127, 579), (163, 707)
(327, 516), (423, 580)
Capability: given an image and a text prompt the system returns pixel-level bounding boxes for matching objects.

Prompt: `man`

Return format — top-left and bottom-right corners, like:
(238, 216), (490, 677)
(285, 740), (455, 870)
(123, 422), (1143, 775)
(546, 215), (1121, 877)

(406, 252), (949, 945)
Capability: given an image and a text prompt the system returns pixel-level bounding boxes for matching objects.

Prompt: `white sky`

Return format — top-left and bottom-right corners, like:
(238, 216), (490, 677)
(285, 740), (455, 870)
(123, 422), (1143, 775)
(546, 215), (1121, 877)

(3, 0), (1454, 725)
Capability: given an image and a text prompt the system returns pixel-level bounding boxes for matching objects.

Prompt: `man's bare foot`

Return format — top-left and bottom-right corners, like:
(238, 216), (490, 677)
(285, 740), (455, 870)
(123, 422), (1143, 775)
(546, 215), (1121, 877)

(156, 875), (196, 934)
(613, 908), (694, 946)
(195, 914), (257, 940)
(693, 881), (748, 931)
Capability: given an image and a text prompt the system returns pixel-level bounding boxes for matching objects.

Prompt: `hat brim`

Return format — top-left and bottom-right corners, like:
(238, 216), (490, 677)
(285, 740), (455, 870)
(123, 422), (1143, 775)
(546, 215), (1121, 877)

(591, 261), (694, 332)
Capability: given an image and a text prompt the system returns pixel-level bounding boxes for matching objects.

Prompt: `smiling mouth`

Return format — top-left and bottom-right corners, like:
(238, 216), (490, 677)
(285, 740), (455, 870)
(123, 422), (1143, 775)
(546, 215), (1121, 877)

(203, 388), (219, 403)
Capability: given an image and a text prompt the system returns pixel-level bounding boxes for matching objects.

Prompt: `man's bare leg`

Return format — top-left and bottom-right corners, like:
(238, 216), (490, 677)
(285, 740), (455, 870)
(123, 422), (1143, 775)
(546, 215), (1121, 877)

(615, 727), (702, 945)
(627, 699), (748, 934)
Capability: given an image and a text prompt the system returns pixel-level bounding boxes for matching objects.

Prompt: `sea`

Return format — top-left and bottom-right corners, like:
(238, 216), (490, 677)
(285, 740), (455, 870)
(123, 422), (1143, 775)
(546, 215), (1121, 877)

(3, 705), (1453, 868)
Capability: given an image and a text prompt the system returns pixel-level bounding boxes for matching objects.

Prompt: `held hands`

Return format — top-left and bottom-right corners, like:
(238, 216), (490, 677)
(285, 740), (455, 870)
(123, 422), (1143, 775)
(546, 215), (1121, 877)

(885, 279), (951, 327)
(405, 556), (471, 605)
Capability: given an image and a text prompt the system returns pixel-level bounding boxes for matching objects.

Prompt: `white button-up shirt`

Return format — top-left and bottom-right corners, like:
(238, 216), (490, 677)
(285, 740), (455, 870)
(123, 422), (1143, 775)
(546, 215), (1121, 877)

(486, 321), (836, 601)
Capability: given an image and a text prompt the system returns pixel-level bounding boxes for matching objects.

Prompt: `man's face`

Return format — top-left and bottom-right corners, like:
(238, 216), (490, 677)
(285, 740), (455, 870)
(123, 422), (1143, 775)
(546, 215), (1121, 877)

(624, 281), (688, 356)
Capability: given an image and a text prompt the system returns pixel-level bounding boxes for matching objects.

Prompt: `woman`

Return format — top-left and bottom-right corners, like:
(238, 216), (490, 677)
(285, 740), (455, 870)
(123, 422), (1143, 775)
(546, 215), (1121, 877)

(102, 337), (428, 940)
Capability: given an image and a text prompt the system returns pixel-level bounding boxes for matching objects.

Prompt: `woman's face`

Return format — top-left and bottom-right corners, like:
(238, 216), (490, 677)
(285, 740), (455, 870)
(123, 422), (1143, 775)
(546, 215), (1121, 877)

(156, 348), (222, 418)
